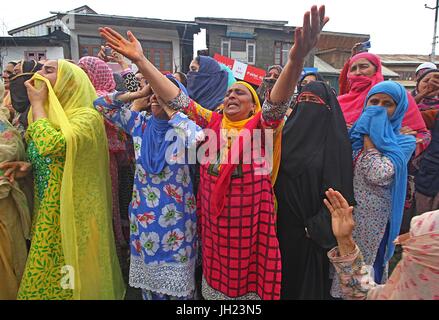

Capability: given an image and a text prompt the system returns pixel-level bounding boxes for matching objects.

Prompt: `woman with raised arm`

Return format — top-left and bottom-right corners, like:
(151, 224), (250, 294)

(100, 5), (329, 300)
(324, 189), (439, 300)
(94, 75), (204, 300)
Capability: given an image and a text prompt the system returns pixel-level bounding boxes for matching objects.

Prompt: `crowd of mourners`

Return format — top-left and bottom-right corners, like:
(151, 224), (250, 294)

(0, 5), (438, 300)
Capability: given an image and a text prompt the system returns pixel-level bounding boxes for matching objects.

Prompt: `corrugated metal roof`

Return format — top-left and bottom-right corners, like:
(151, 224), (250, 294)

(379, 54), (439, 64)
(382, 65), (400, 78)
(313, 56), (340, 74)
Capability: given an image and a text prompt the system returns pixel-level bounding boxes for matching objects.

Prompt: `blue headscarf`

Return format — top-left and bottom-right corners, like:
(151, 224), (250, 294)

(219, 64), (237, 89)
(349, 81), (416, 264)
(141, 75), (188, 174)
(187, 56), (229, 110)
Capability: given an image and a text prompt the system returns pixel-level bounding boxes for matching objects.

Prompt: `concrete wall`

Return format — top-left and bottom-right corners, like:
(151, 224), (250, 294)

(70, 23), (181, 70)
(1, 46), (64, 69)
(205, 25), (314, 71)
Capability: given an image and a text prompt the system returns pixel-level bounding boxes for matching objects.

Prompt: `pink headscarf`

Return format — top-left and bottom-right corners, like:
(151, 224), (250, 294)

(338, 53), (384, 125)
(78, 56), (116, 96)
(369, 210), (439, 300)
(338, 53), (427, 132)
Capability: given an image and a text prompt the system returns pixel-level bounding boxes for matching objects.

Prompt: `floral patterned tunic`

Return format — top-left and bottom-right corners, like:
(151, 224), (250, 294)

(331, 148), (395, 298)
(17, 118), (73, 300)
(94, 93), (204, 298)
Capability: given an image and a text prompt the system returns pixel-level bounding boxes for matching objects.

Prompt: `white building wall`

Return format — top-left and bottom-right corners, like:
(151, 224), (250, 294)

(70, 23), (181, 70)
(1, 46), (64, 69)
(11, 19), (70, 37)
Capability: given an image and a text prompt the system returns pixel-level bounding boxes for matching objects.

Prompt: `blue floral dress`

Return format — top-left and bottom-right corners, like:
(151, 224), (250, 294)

(94, 93), (204, 299)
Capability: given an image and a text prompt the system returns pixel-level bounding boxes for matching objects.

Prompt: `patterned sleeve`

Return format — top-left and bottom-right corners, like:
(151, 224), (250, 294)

(94, 93), (142, 136)
(168, 112), (206, 149)
(121, 70), (140, 92)
(167, 90), (213, 129)
(26, 118), (66, 157)
(414, 129), (431, 158)
(360, 148), (395, 186)
(261, 96), (291, 129)
(328, 245), (379, 300)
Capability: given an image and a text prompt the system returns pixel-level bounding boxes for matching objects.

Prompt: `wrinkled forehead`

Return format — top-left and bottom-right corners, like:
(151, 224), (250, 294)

(229, 83), (252, 94)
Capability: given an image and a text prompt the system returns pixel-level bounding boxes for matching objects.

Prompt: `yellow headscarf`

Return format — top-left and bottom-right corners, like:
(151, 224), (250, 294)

(220, 81), (283, 185)
(28, 60), (125, 300)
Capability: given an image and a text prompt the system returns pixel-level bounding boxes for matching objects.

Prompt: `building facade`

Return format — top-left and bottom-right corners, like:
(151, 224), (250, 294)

(1, 6), (200, 73)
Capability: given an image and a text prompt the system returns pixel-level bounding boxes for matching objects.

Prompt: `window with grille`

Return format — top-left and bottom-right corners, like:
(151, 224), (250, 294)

(274, 41), (292, 66)
(25, 51), (46, 61)
(78, 36), (103, 58)
(141, 40), (173, 72)
(221, 38), (256, 65)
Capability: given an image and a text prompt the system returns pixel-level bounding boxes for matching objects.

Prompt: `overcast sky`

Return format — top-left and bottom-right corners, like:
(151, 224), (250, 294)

(0, 0), (436, 55)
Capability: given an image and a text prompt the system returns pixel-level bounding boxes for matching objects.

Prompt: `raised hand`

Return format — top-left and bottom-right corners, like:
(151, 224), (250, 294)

(323, 188), (355, 241)
(99, 27), (144, 64)
(289, 5), (329, 61)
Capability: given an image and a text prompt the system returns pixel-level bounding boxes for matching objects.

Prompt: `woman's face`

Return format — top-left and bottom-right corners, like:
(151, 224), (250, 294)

(349, 58), (377, 77)
(301, 74), (317, 87)
(150, 89), (168, 119)
(2, 63), (16, 89)
(135, 73), (147, 89)
(418, 72), (439, 96)
(13, 62), (22, 76)
(189, 59), (200, 72)
(266, 68), (280, 81)
(366, 93), (397, 118)
(298, 92), (325, 104)
(223, 83), (256, 121)
(36, 60), (58, 87)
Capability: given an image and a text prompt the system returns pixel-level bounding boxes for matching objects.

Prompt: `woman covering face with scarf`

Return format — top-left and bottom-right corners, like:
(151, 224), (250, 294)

(187, 56), (230, 111)
(9, 60), (43, 136)
(337, 53), (429, 157)
(329, 81), (417, 298)
(256, 65), (284, 103)
(0, 60), (125, 300)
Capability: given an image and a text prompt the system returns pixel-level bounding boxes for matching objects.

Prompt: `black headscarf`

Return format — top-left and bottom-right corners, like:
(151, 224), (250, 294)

(279, 81), (355, 247)
(297, 71), (325, 94)
(9, 60), (43, 127)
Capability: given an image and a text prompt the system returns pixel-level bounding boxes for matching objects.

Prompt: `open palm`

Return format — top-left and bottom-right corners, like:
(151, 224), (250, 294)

(323, 188), (355, 240)
(289, 5), (329, 61)
(99, 27), (144, 63)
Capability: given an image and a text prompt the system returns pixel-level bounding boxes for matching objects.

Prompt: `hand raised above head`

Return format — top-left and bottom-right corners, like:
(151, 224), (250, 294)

(289, 5), (329, 61)
(323, 188), (355, 240)
(99, 27), (145, 64)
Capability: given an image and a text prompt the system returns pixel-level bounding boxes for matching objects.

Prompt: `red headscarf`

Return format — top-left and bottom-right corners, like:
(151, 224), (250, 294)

(338, 53), (426, 132)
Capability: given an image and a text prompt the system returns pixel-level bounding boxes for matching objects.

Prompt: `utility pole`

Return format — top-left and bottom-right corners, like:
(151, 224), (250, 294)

(426, 0), (439, 62)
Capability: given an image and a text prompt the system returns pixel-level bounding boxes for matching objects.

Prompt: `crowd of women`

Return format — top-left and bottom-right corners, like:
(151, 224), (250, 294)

(0, 5), (438, 300)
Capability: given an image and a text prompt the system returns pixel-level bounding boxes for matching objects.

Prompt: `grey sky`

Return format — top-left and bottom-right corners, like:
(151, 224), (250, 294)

(0, 0), (435, 55)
